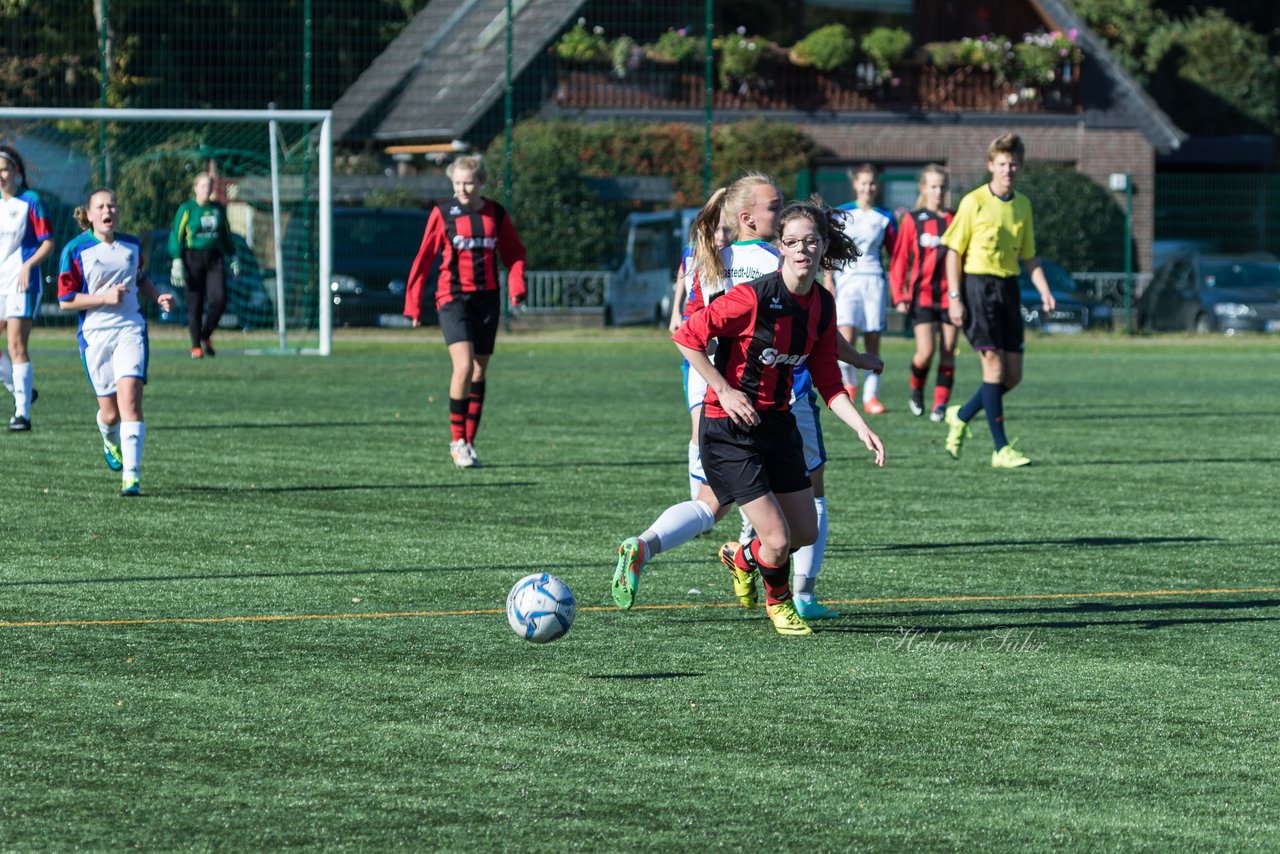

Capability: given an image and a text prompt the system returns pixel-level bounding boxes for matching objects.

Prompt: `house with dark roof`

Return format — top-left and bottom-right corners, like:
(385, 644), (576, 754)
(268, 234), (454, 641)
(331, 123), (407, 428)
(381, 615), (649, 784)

(332, 0), (1185, 271)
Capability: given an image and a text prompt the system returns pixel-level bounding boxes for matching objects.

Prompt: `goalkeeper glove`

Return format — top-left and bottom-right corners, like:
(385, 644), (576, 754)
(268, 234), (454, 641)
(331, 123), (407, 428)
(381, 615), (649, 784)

(170, 259), (185, 288)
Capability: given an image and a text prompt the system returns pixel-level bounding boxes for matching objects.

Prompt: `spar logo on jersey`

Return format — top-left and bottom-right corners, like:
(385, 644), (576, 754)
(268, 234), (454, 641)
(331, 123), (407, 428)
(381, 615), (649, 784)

(452, 235), (498, 251)
(920, 232), (943, 249)
(758, 348), (808, 367)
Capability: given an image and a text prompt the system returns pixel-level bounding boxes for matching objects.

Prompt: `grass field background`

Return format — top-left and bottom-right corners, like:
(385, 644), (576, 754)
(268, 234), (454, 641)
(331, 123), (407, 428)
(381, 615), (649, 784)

(2, 327), (1278, 850)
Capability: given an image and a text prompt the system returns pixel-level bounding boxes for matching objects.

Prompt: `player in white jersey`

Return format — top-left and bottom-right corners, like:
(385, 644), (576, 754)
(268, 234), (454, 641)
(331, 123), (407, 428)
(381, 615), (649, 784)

(670, 203), (732, 504)
(826, 164), (897, 414)
(0, 146), (55, 432)
(58, 189), (175, 496)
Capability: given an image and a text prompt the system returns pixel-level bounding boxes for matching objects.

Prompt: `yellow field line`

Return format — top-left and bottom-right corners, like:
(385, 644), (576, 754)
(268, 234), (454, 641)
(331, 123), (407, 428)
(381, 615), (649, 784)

(1, 586), (1277, 629)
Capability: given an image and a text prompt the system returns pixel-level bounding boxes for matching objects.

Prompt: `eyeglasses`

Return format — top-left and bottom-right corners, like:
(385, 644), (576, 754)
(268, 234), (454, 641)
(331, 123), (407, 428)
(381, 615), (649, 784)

(780, 236), (823, 250)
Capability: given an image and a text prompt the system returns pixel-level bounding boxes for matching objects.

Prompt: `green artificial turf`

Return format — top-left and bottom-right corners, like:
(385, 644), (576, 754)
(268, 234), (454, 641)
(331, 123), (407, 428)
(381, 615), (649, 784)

(1, 328), (1277, 851)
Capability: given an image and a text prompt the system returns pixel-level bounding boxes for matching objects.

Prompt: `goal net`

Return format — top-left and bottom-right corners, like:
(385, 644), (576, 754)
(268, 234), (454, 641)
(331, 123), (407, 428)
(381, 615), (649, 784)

(0, 107), (333, 354)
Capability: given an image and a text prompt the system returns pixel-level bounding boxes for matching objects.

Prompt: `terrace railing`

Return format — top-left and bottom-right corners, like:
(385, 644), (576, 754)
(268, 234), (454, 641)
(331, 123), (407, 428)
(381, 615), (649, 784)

(555, 58), (1081, 115)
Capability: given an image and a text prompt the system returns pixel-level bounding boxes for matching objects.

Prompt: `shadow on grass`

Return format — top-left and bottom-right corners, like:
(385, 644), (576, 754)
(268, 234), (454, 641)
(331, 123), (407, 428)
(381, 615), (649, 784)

(160, 421), (420, 431)
(479, 459), (683, 470)
(587, 672), (705, 680)
(169, 481), (538, 494)
(829, 535), (1218, 555)
(818, 597), (1280, 633)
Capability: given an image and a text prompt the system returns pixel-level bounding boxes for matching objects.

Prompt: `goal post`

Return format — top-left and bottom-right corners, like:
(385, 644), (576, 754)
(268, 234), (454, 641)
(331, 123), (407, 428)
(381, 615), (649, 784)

(0, 106), (333, 355)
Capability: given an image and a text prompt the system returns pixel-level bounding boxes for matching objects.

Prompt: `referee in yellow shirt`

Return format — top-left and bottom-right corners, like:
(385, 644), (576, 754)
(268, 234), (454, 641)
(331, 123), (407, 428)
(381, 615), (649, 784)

(940, 133), (1055, 468)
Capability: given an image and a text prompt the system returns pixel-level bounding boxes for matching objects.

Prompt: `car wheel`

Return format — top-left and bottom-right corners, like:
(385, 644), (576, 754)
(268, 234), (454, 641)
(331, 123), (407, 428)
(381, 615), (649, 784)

(1192, 313), (1213, 335)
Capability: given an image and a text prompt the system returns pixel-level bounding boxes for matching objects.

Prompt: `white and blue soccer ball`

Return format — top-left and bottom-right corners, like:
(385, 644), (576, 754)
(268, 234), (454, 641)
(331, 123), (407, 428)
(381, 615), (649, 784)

(506, 573), (576, 643)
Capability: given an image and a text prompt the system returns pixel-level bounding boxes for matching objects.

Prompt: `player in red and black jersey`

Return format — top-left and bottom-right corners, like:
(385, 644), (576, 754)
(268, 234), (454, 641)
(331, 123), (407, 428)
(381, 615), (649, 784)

(404, 155), (527, 469)
(613, 200), (885, 637)
(889, 164), (958, 421)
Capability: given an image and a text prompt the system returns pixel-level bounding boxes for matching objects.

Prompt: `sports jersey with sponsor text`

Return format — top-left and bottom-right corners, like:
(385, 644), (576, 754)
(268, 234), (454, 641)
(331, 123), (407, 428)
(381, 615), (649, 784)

(404, 197), (527, 318)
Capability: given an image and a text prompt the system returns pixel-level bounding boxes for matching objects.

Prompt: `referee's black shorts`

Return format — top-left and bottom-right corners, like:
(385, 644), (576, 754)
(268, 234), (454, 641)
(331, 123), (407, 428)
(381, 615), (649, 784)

(700, 410), (811, 507)
(962, 274), (1024, 353)
(438, 291), (501, 354)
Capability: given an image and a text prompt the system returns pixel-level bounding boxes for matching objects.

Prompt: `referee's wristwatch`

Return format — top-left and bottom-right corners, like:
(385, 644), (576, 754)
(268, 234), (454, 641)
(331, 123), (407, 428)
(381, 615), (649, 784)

(948, 290), (961, 299)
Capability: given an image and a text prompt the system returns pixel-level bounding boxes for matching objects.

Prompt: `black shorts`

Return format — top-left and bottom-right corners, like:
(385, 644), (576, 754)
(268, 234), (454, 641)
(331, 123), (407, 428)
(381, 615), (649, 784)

(962, 274), (1024, 352)
(909, 303), (952, 327)
(438, 291), (501, 354)
(699, 410), (811, 507)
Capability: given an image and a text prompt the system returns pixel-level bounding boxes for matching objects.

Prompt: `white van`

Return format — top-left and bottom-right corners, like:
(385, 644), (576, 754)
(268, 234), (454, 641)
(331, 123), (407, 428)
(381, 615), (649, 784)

(607, 208), (698, 325)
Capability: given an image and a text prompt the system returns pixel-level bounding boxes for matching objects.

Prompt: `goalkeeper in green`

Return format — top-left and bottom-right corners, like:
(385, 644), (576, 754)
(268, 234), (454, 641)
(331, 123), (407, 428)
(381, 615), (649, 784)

(168, 173), (239, 359)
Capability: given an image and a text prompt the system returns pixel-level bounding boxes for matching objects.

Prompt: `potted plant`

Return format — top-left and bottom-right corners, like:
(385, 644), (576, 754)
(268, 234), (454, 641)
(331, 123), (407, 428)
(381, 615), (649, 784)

(789, 24), (857, 72)
(861, 26), (911, 79)
(647, 27), (702, 64)
(554, 19), (609, 63)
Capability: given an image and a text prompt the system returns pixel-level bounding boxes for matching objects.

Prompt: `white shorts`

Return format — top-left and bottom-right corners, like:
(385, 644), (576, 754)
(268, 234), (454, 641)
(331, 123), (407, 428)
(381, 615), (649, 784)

(683, 361), (708, 412)
(80, 324), (149, 396)
(791, 384), (826, 475)
(0, 284), (40, 320)
(835, 272), (887, 332)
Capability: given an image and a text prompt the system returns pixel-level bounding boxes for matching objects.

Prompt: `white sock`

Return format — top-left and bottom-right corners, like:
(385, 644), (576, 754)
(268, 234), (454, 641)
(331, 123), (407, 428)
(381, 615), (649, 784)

(792, 496), (828, 595)
(121, 420), (145, 482)
(688, 440), (701, 501)
(641, 499), (715, 558)
(0, 352), (12, 393)
(12, 360), (32, 418)
(863, 370), (881, 403)
(96, 412), (121, 446)
(840, 362), (859, 390)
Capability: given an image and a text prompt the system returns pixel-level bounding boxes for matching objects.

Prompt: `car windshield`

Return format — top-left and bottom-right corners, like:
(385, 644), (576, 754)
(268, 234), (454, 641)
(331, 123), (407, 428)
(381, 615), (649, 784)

(1201, 259), (1280, 289)
(339, 214), (429, 258)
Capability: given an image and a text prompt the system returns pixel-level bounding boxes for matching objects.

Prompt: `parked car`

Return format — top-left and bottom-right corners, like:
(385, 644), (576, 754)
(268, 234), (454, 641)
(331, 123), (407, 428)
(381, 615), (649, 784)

(321, 207), (432, 327)
(1138, 252), (1280, 335)
(146, 230), (274, 329)
(608, 208), (697, 325)
(1017, 258), (1112, 333)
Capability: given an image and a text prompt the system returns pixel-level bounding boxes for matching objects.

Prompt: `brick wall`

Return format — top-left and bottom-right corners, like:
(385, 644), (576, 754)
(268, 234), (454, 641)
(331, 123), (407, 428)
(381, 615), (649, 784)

(794, 122), (1155, 272)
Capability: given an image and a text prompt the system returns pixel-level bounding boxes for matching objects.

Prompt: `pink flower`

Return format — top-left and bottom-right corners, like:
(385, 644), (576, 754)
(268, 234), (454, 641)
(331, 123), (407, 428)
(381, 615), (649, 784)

(1068, 28), (1079, 41)
(676, 28), (686, 37)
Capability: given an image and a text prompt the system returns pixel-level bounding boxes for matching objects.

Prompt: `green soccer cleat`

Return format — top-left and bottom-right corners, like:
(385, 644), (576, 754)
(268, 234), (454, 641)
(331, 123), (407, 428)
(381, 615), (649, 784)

(119, 478), (141, 497)
(992, 440), (1031, 469)
(103, 441), (123, 472)
(611, 537), (646, 610)
(943, 404), (971, 460)
(719, 541), (758, 609)
(794, 595), (841, 620)
(766, 599), (813, 636)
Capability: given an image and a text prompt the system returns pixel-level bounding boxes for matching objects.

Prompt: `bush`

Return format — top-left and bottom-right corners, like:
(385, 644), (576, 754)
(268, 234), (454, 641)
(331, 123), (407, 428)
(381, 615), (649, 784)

(789, 24), (857, 72)
(716, 30), (769, 89)
(485, 124), (612, 270)
(861, 26), (912, 78)
(554, 19), (608, 63)
(647, 28), (701, 64)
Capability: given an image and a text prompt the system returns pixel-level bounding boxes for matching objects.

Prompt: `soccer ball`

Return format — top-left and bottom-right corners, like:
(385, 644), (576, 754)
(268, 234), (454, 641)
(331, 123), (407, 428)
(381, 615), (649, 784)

(506, 573), (576, 643)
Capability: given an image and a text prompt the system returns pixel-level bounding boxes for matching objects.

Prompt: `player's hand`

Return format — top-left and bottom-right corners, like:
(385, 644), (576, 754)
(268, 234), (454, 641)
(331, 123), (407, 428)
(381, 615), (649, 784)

(669, 316), (682, 335)
(510, 290), (527, 307)
(101, 285), (126, 307)
(718, 386), (760, 428)
(947, 302), (964, 327)
(15, 263), (30, 293)
(860, 353), (885, 375)
(894, 301), (908, 314)
(156, 293), (175, 312)
(408, 316), (421, 328)
(229, 258), (242, 278)
(856, 425), (886, 467)
(170, 259), (186, 288)
(1040, 291), (1056, 312)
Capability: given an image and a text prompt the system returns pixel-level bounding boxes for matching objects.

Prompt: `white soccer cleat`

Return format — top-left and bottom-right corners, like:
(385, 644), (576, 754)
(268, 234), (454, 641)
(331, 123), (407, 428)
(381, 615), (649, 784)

(450, 439), (476, 468)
